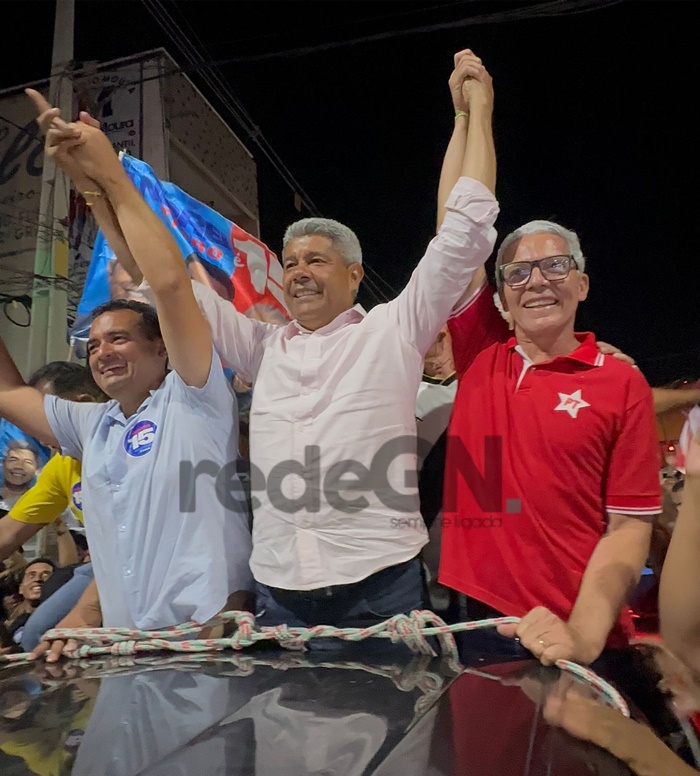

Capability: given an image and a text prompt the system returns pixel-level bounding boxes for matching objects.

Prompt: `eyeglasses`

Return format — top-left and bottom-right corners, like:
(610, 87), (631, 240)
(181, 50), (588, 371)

(499, 255), (576, 288)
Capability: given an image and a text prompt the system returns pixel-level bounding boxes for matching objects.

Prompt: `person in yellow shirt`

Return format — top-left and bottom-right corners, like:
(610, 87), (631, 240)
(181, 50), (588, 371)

(9, 454), (84, 534)
(0, 340), (104, 562)
(0, 337), (106, 650)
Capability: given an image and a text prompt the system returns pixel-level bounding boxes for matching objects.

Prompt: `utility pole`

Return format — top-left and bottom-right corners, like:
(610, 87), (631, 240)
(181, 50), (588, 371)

(27, 0), (74, 374)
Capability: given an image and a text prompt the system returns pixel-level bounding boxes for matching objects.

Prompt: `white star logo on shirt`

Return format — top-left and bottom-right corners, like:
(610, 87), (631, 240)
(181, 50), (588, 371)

(554, 389), (590, 419)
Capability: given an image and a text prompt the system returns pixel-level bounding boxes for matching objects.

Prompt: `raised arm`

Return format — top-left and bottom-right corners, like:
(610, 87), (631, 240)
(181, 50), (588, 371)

(25, 91), (143, 286)
(438, 52), (495, 315)
(97, 153), (212, 386)
(55, 517), (79, 567)
(0, 337), (24, 392)
(461, 67), (496, 195)
(28, 100), (213, 389)
(0, 337), (59, 447)
(27, 90), (269, 383)
(391, 50), (499, 356)
(437, 50), (481, 231)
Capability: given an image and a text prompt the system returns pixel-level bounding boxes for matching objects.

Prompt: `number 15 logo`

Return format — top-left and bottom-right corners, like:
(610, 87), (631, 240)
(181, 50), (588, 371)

(125, 420), (158, 457)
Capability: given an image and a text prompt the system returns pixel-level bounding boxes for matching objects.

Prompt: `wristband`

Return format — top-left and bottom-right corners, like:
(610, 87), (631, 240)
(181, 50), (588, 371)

(455, 110), (468, 121)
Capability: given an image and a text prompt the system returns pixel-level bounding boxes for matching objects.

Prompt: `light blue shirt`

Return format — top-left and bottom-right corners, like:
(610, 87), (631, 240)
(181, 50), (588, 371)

(44, 356), (253, 630)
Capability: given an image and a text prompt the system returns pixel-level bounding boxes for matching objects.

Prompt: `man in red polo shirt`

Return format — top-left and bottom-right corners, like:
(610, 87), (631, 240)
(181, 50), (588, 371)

(441, 219), (661, 666)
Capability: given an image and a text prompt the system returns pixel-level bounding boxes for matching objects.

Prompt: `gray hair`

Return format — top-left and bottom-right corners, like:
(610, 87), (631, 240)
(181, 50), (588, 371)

(495, 220), (585, 289)
(283, 218), (362, 267)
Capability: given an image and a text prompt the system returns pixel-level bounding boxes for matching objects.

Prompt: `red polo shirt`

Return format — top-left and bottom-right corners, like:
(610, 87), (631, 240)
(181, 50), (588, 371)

(443, 285), (661, 647)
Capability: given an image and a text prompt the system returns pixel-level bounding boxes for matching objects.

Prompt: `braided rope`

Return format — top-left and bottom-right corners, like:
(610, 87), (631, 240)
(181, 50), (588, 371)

(0, 610), (629, 716)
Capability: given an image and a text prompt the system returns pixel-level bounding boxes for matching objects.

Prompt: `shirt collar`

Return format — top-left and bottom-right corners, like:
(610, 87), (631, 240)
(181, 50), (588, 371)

(105, 389), (157, 426)
(285, 304), (366, 339)
(509, 332), (601, 367)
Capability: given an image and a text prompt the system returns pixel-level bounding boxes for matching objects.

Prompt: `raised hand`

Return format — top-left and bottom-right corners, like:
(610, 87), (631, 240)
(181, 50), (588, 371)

(26, 88), (92, 189)
(449, 49), (491, 116)
(58, 118), (123, 190)
(26, 88), (123, 191)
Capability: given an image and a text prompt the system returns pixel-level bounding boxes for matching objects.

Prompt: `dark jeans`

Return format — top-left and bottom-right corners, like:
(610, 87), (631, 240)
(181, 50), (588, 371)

(256, 558), (423, 653)
(448, 593), (530, 660)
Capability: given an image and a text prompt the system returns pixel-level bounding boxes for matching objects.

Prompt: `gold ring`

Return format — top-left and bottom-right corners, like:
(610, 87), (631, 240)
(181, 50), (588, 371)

(538, 639), (546, 647)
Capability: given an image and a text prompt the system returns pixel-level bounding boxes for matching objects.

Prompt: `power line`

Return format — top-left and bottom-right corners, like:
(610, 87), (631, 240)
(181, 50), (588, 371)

(364, 263), (400, 298)
(145, 0), (399, 303)
(4, 0), (623, 99)
(162, 0), (624, 71)
(144, 0), (401, 302)
(0, 95), (395, 305)
(4, 0), (626, 106)
(145, 0), (322, 217)
(199, 1), (474, 53)
(4, 0), (624, 305)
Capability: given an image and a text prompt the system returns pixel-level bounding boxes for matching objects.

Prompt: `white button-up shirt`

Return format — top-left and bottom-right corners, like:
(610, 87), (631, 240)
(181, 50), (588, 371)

(187, 177), (498, 590)
(44, 357), (253, 629)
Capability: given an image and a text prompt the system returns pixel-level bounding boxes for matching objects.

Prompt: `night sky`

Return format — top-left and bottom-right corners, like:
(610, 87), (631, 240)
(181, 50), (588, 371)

(2, 1), (695, 384)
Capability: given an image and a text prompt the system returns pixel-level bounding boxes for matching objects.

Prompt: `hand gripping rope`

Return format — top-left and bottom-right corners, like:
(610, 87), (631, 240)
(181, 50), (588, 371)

(0, 610), (629, 716)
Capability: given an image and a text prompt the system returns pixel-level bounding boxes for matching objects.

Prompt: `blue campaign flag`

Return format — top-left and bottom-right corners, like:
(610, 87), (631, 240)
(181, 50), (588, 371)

(72, 154), (287, 342)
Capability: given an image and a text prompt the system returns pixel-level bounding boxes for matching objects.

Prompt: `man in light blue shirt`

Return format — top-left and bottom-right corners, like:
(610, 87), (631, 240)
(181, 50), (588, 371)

(0, 92), (253, 659)
(40, 298), (252, 630)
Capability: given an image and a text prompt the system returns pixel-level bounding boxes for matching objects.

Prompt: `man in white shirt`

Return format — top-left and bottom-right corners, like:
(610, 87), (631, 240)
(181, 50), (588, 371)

(41, 54), (497, 633)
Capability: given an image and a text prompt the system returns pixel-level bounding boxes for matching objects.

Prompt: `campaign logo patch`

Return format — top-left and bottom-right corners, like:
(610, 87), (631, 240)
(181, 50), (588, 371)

(64, 729), (84, 749)
(71, 481), (82, 511)
(124, 420), (157, 457)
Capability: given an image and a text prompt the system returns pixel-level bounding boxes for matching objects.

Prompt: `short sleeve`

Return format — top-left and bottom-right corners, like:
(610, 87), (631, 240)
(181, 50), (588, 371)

(605, 369), (662, 516)
(448, 282), (510, 378)
(44, 395), (105, 461)
(168, 350), (237, 419)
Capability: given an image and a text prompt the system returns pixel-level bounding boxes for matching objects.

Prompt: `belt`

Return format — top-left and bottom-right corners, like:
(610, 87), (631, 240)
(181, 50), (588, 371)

(268, 577), (365, 601)
(267, 557), (416, 601)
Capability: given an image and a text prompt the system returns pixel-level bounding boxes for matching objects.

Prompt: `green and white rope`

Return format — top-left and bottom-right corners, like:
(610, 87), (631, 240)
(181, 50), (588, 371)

(0, 610), (630, 716)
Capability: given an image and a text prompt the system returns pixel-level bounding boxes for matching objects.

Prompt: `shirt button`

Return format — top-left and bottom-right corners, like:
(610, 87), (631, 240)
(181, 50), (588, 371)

(115, 484), (121, 492)
(119, 525), (126, 533)
(124, 568), (132, 577)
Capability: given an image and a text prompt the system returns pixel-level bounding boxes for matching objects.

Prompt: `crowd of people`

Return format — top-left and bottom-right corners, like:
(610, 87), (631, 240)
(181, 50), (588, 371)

(0, 51), (698, 747)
